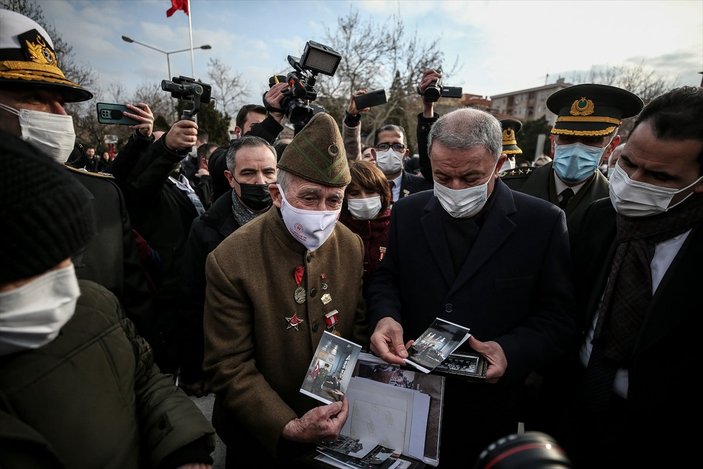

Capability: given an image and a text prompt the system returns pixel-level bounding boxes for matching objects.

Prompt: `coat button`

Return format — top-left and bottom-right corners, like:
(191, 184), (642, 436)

(312, 323), (319, 332)
(310, 287), (317, 297)
(445, 303), (453, 313)
(306, 255), (312, 263)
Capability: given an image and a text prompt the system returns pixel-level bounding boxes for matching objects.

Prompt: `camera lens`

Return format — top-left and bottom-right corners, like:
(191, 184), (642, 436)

(474, 432), (571, 469)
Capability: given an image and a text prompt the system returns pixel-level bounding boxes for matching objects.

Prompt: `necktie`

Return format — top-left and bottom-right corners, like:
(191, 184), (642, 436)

(559, 188), (574, 209)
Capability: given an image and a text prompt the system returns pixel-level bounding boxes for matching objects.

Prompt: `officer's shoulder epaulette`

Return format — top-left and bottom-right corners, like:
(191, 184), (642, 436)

(65, 165), (115, 180)
(500, 167), (534, 179)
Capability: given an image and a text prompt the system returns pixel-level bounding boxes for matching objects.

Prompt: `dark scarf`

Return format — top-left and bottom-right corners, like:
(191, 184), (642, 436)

(596, 194), (703, 365)
(230, 190), (263, 227)
(582, 194), (703, 412)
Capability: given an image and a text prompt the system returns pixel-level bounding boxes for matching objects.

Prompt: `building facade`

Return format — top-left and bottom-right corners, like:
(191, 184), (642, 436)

(490, 78), (572, 124)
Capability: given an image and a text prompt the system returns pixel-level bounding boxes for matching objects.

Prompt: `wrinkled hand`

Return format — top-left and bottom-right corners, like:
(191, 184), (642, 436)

(282, 399), (348, 443)
(468, 336), (507, 383)
(370, 317), (409, 365)
(164, 120), (198, 152)
(177, 464), (211, 469)
(347, 88), (369, 115)
(124, 102), (154, 138)
(265, 82), (288, 122)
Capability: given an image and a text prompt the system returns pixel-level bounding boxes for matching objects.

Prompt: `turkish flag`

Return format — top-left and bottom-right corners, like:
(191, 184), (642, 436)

(166, 0), (189, 17)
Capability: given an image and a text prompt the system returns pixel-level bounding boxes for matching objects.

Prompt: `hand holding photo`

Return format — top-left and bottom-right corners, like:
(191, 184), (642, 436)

(404, 318), (471, 373)
(301, 331), (362, 405)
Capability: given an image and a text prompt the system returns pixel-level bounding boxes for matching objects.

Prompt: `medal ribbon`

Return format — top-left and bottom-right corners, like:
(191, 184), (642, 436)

(294, 265), (304, 287)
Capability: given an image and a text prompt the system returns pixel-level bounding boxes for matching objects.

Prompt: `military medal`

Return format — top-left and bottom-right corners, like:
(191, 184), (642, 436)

(379, 246), (386, 262)
(321, 293), (332, 305)
(294, 265), (306, 304)
(286, 313), (304, 331)
(325, 310), (340, 336)
(320, 273), (328, 291)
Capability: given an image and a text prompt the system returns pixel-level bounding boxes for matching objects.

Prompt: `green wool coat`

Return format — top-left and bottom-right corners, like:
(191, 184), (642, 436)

(0, 281), (214, 468)
(204, 207), (368, 457)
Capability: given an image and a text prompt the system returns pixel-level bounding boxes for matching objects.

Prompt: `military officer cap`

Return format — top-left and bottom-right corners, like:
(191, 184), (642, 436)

(278, 112), (351, 187)
(500, 119), (523, 155)
(0, 9), (92, 102)
(547, 84), (642, 137)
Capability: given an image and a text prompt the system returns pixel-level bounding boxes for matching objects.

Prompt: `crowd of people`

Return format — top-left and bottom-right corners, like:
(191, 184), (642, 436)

(1, 7), (702, 469)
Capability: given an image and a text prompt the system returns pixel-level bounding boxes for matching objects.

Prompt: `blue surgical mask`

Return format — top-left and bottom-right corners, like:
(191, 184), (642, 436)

(552, 142), (606, 184)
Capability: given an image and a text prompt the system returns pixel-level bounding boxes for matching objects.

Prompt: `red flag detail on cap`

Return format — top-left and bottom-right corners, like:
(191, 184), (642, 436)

(166, 0), (189, 17)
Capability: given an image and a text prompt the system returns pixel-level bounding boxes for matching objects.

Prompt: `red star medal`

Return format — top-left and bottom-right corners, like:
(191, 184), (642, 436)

(286, 313), (304, 330)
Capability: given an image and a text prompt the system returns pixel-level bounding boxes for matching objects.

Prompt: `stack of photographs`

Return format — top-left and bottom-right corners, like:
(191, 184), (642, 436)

(404, 318), (471, 373)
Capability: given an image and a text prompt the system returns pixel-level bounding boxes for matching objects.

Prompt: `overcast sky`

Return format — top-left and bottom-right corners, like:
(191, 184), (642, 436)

(39, 0), (703, 102)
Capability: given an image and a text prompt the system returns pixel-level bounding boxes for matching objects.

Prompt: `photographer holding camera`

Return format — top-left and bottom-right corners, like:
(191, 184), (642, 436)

(344, 90), (432, 203)
(207, 85), (288, 203)
(112, 102), (206, 374)
(417, 68), (443, 182)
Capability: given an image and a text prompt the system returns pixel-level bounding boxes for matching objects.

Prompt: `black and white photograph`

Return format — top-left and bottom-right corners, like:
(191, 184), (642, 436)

(300, 331), (362, 405)
(405, 318), (471, 373)
(434, 353), (487, 381)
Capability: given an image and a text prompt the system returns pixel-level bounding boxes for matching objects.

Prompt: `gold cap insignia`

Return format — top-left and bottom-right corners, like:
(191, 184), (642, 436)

(502, 128), (517, 145)
(569, 97), (595, 116)
(24, 32), (57, 67)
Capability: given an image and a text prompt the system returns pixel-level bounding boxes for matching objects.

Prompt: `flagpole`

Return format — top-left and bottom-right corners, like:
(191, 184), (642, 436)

(186, 0), (198, 123)
(187, 0), (195, 79)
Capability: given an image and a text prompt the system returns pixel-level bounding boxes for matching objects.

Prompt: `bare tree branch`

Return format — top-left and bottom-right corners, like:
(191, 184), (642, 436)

(207, 57), (248, 116)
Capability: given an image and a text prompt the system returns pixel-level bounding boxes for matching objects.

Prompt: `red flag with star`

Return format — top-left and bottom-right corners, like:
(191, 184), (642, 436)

(166, 0), (189, 17)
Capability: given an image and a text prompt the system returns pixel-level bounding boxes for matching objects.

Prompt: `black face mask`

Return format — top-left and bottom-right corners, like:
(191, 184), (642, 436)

(237, 182), (272, 211)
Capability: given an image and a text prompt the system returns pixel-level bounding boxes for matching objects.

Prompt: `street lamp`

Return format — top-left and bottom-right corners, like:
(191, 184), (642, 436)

(121, 35), (211, 79)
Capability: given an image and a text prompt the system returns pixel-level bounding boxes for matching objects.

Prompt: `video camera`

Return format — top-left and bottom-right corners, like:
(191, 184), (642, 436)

(161, 75), (212, 120)
(418, 69), (462, 103)
(268, 41), (341, 131)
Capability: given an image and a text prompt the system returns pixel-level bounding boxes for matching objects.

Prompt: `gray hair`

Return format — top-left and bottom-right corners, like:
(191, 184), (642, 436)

(428, 108), (502, 159)
(225, 135), (276, 172)
(277, 168), (293, 195)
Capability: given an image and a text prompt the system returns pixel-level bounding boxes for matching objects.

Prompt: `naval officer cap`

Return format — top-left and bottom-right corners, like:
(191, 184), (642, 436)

(0, 9), (92, 102)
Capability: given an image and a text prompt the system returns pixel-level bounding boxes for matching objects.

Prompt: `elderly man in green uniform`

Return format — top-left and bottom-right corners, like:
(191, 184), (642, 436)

(504, 84), (643, 238)
(204, 113), (368, 467)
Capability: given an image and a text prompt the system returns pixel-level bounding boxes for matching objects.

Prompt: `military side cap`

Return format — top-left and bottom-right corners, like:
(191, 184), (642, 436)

(0, 9), (92, 102)
(278, 113), (351, 187)
(547, 84), (642, 137)
(500, 118), (523, 155)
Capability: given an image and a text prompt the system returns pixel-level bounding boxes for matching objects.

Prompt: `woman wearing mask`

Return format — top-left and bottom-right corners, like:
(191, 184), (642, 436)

(339, 160), (392, 297)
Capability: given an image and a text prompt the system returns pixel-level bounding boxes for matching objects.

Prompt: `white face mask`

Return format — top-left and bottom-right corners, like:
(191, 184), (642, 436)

(375, 149), (403, 175)
(347, 196), (382, 220)
(499, 157), (516, 173)
(278, 184), (340, 251)
(0, 264), (80, 356)
(609, 163), (703, 218)
(0, 102), (76, 164)
(434, 172), (494, 218)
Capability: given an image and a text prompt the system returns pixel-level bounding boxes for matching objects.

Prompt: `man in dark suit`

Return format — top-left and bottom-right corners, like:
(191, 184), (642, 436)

(367, 108), (576, 466)
(550, 86), (703, 467)
(503, 84), (643, 238)
(372, 124), (433, 202)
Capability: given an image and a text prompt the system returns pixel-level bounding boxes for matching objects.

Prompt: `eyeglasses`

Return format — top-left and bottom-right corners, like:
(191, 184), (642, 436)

(375, 142), (406, 152)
